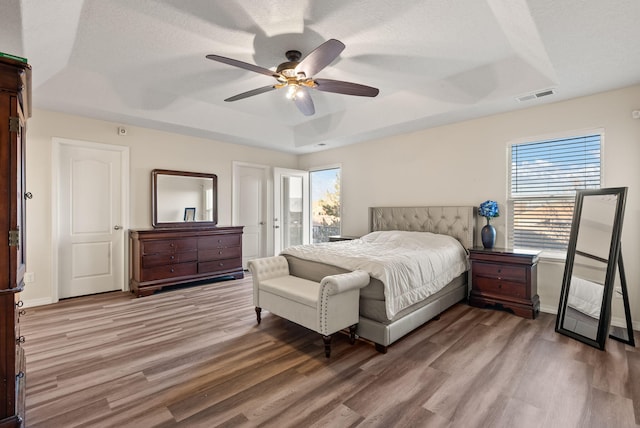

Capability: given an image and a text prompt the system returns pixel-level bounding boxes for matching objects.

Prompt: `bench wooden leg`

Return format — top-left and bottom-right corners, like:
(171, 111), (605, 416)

(255, 307), (262, 324)
(375, 343), (388, 354)
(322, 335), (332, 358)
(349, 324), (357, 344)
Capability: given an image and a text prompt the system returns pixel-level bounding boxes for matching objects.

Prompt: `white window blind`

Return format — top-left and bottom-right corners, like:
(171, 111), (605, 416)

(509, 134), (601, 252)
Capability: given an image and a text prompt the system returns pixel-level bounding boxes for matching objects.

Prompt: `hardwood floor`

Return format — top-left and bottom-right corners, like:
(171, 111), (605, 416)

(21, 275), (640, 427)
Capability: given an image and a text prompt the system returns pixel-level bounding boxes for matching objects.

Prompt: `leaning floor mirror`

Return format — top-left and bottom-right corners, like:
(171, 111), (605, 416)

(556, 187), (634, 350)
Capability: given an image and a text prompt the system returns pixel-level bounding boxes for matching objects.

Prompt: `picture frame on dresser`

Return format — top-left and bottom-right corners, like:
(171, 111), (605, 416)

(184, 207), (196, 221)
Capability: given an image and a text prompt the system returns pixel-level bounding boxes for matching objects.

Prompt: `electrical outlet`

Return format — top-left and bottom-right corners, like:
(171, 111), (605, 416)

(24, 272), (34, 283)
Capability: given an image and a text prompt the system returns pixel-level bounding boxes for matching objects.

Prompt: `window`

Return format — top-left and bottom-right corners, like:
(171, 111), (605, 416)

(310, 167), (341, 243)
(509, 133), (601, 253)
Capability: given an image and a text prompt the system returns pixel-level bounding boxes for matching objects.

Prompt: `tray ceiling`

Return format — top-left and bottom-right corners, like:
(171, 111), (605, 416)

(1, 0), (639, 153)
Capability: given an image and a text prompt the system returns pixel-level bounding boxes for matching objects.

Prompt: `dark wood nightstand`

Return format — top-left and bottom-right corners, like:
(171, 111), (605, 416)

(468, 247), (541, 319)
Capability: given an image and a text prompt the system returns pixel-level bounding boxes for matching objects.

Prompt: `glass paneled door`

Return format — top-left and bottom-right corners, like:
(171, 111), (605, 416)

(273, 168), (309, 254)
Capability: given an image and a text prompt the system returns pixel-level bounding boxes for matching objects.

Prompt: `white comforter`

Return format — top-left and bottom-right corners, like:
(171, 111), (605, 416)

(280, 231), (469, 319)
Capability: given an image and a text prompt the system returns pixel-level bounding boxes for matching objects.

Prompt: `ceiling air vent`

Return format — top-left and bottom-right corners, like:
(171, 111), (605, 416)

(517, 89), (556, 102)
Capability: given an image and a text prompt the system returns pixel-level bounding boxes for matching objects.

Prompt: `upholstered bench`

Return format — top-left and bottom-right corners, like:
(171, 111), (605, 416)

(248, 255), (369, 358)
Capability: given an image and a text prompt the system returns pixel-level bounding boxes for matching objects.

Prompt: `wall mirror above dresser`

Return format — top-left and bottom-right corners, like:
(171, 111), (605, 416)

(152, 169), (217, 227)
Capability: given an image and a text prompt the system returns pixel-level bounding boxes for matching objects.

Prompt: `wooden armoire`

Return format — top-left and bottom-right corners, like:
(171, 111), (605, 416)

(0, 56), (30, 427)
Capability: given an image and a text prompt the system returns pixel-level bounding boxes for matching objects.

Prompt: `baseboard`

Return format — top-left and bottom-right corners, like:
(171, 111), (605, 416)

(541, 304), (640, 331)
(22, 297), (55, 308)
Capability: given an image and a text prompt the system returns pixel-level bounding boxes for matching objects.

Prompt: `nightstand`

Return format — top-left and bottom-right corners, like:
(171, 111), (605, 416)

(468, 247), (541, 319)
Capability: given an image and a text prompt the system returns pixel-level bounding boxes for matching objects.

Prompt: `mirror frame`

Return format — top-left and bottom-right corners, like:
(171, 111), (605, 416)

(152, 169), (218, 228)
(555, 187), (629, 349)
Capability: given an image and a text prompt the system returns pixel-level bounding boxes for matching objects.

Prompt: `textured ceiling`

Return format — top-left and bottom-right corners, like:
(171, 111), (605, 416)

(1, 0), (639, 153)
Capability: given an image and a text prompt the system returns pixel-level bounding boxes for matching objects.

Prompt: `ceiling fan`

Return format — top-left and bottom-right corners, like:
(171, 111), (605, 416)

(206, 39), (379, 116)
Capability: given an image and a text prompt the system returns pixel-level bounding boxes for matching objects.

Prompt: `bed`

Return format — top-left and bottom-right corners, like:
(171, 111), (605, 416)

(281, 206), (475, 352)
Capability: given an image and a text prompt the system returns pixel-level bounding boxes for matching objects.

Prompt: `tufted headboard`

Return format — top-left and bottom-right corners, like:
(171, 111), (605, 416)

(369, 206), (476, 249)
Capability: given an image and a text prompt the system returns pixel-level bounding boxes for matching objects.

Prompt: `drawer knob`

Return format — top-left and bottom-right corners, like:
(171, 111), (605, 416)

(16, 336), (25, 344)
(15, 300), (24, 308)
(170, 268), (175, 273)
(219, 262), (224, 267)
(170, 256), (175, 260)
(19, 309), (26, 316)
(219, 251), (223, 255)
(170, 243), (175, 247)
(16, 371), (25, 379)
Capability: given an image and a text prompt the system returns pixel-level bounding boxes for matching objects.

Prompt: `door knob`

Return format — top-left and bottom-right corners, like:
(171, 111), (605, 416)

(114, 225), (123, 230)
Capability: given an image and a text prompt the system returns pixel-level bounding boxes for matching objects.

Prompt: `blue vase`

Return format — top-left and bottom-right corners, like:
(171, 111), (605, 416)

(481, 218), (496, 249)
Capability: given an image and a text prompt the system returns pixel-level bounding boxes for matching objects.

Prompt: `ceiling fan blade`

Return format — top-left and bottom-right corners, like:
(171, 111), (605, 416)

(295, 39), (345, 77)
(294, 87), (315, 116)
(224, 85), (277, 102)
(314, 78), (379, 97)
(206, 54), (281, 79)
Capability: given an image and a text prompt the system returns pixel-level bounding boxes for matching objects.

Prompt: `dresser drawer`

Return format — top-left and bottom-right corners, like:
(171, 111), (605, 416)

(140, 262), (198, 282)
(473, 262), (527, 284)
(142, 238), (197, 255)
(472, 276), (527, 299)
(198, 234), (241, 250)
(142, 250), (198, 268)
(199, 257), (242, 274)
(199, 246), (242, 262)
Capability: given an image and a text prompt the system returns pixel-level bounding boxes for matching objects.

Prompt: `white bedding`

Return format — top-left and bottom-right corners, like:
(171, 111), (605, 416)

(567, 276), (604, 318)
(280, 231), (469, 319)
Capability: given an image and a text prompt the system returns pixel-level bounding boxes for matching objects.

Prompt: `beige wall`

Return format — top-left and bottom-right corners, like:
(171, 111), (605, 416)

(22, 110), (297, 304)
(299, 85), (640, 325)
(22, 86), (640, 328)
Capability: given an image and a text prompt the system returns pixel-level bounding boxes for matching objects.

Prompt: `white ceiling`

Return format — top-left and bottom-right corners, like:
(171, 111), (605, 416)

(2, 0), (640, 154)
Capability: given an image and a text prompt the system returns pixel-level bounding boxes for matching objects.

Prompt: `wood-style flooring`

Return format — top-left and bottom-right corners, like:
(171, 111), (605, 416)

(21, 275), (640, 427)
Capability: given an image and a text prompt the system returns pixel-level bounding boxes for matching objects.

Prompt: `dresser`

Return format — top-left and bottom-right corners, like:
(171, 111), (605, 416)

(468, 247), (540, 319)
(0, 56), (30, 427)
(129, 226), (244, 297)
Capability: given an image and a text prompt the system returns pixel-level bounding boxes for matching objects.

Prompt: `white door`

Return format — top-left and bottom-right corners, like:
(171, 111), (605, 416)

(58, 142), (126, 298)
(233, 163), (270, 267)
(274, 168), (309, 254)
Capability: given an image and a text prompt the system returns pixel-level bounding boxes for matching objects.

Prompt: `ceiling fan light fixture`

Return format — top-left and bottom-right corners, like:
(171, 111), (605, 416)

(286, 85), (299, 100)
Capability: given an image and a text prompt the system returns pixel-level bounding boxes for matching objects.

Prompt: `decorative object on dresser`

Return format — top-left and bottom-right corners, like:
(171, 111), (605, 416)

(469, 247), (540, 319)
(129, 226), (244, 297)
(478, 200), (499, 249)
(0, 55), (31, 427)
